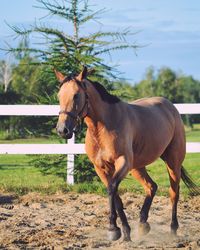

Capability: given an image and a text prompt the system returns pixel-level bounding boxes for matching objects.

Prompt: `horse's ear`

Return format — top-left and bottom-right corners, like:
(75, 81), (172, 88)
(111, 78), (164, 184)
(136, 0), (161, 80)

(77, 66), (88, 81)
(87, 68), (95, 76)
(54, 69), (65, 83)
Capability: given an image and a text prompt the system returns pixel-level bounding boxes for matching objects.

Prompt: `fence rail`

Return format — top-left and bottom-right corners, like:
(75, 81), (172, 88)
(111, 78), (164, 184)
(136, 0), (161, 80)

(1, 103), (200, 116)
(0, 104), (200, 184)
(0, 143), (85, 154)
(1, 142), (200, 154)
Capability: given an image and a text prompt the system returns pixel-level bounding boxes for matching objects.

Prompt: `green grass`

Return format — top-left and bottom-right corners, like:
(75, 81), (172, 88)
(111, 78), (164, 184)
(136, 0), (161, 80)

(0, 127), (200, 196)
(0, 155), (71, 195)
(120, 153), (200, 197)
(185, 124), (200, 142)
(0, 153), (199, 196)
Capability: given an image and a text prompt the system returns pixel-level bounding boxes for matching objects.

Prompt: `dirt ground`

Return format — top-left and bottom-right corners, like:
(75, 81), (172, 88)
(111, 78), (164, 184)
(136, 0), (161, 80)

(0, 192), (199, 250)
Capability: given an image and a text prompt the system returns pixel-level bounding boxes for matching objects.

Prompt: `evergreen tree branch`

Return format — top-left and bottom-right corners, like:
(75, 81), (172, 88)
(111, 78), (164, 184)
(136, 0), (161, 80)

(93, 44), (139, 56)
(34, 0), (71, 20)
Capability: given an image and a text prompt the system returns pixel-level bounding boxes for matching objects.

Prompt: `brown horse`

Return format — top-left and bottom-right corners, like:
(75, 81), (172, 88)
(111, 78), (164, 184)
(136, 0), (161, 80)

(55, 67), (199, 241)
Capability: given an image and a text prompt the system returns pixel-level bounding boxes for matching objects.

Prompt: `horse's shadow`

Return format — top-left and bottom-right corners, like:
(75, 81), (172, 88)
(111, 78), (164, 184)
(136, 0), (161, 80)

(0, 194), (16, 205)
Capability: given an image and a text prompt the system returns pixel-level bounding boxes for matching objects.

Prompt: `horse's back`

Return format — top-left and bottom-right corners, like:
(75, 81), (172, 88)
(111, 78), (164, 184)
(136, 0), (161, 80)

(131, 96), (174, 110)
(130, 97), (181, 123)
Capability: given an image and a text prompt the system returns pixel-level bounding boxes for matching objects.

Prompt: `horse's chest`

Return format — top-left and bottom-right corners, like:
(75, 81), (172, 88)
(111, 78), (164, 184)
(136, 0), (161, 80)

(94, 147), (114, 167)
(85, 132), (118, 167)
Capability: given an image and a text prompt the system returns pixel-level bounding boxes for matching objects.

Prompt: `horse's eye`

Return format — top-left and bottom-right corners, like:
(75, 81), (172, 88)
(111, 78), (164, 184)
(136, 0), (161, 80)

(74, 93), (79, 100)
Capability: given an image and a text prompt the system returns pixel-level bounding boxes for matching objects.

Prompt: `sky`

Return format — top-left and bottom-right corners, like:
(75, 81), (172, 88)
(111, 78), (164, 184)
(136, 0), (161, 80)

(0, 0), (200, 83)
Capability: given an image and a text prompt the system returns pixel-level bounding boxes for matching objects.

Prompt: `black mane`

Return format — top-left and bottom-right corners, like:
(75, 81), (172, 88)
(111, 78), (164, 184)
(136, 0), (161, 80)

(89, 80), (120, 104)
(59, 74), (76, 87)
(60, 75), (120, 104)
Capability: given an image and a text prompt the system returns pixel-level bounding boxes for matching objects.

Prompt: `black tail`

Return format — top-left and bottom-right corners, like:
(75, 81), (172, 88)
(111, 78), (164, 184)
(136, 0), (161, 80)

(181, 166), (200, 196)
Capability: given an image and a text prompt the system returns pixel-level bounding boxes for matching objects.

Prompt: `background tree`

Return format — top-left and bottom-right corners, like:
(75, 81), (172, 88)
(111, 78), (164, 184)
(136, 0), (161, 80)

(0, 40), (54, 138)
(0, 59), (12, 92)
(12, 58), (40, 103)
(156, 67), (177, 102)
(133, 66), (200, 127)
(8, 0), (138, 81)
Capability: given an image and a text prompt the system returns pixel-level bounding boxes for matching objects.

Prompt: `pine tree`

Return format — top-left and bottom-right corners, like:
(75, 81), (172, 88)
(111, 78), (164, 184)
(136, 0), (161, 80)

(7, 0), (138, 79)
(0, 59), (12, 92)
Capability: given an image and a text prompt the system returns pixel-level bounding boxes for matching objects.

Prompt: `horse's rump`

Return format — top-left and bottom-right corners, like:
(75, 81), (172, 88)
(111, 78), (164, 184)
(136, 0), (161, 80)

(128, 97), (185, 167)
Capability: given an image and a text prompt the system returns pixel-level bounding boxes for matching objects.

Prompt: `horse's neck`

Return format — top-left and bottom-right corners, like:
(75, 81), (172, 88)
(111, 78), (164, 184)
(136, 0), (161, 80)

(84, 81), (115, 132)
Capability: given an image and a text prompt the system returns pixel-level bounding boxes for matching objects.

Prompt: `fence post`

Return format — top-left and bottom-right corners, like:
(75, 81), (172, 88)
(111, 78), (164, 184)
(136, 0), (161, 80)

(67, 134), (75, 185)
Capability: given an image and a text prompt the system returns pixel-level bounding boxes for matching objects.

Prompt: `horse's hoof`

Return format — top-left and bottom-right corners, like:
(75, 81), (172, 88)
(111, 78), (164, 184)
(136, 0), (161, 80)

(123, 226), (131, 241)
(123, 236), (131, 242)
(138, 222), (151, 236)
(171, 222), (178, 236)
(171, 228), (178, 236)
(107, 227), (121, 241)
(171, 230), (177, 237)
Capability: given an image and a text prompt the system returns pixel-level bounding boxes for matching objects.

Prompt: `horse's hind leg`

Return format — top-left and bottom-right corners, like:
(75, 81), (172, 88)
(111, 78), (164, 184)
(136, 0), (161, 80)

(161, 129), (185, 235)
(165, 162), (181, 235)
(161, 145), (184, 234)
(131, 167), (158, 235)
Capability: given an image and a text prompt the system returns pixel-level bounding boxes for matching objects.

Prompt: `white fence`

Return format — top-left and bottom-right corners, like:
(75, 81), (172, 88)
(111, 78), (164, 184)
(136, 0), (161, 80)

(0, 104), (200, 184)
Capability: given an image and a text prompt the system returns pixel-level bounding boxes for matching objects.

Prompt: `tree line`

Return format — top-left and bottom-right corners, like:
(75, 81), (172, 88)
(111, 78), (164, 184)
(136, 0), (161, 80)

(1, 54), (200, 137)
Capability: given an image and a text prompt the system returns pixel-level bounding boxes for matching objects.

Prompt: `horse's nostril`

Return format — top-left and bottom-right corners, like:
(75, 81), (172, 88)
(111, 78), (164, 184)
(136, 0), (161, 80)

(64, 127), (70, 135)
(56, 125), (67, 135)
(57, 130), (62, 136)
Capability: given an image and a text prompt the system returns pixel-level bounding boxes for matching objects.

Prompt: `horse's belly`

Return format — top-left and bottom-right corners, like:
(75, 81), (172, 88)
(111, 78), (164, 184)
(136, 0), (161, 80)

(133, 153), (161, 168)
(133, 137), (171, 168)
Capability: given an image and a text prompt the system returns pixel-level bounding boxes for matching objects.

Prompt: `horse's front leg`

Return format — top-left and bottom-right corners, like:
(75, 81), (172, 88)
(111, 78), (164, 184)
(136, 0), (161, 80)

(107, 181), (122, 241)
(94, 164), (121, 241)
(94, 156), (131, 241)
(107, 156), (131, 241)
(115, 193), (131, 241)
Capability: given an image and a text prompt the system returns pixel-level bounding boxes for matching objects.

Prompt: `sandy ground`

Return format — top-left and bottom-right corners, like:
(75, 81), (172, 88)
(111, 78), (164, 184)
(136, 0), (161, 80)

(0, 192), (199, 250)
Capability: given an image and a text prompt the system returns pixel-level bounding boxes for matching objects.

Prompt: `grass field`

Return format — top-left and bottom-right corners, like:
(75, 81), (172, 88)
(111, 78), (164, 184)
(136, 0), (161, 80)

(0, 153), (199, 197)
(0, 128), (200, 196)
(185, 124), (200, 142)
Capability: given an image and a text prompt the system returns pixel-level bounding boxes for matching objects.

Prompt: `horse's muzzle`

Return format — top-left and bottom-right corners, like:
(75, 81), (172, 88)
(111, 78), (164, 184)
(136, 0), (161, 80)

(56, 124), (73, 139)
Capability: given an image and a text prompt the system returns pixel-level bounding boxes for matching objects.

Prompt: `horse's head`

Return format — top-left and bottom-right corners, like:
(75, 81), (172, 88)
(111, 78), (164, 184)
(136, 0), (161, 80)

(55, 67), (88, 139)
